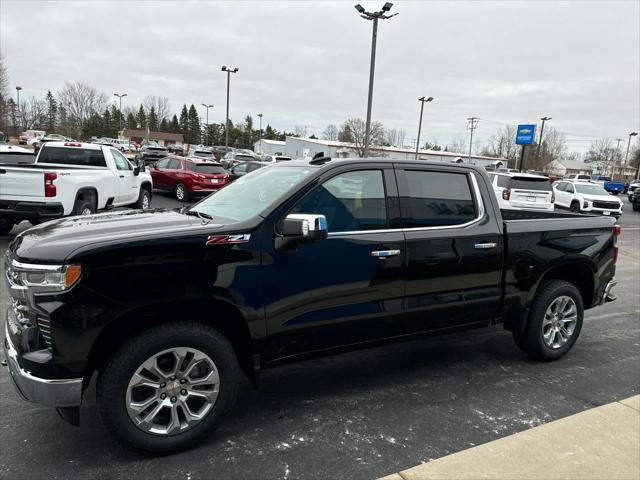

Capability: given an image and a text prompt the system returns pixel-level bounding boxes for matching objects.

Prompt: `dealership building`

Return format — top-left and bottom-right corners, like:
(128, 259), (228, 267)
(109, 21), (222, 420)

(255, 137), (508, 168)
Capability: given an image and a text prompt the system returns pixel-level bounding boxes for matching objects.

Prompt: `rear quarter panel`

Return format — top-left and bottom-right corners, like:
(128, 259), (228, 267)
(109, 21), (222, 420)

(501, 216), (616, 323)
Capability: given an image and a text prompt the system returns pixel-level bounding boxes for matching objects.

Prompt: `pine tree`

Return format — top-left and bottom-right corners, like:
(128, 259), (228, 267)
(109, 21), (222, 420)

(110, 105), (122, 137)
(179, 105), (189, 136)
(45, 90), (57, 132)
(170, 114), (179, 133)
(136, 105), (146, 129)
(102, 108), (112, 137)
(264, 125), (276, 140)
(159, 118), (168, 132)
(187, 104), (200, 144)
(148, 106), (158, 131)
(126, 112), (137, 130)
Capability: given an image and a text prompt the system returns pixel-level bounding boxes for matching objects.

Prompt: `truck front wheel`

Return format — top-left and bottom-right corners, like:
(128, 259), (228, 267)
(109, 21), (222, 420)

(97, 322), (240, 454)
(513, 280), (584, 361)
(0, 216), (15, 235)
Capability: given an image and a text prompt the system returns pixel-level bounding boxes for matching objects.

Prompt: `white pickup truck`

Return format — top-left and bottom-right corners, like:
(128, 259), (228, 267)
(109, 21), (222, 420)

(0, 141), (153, 235)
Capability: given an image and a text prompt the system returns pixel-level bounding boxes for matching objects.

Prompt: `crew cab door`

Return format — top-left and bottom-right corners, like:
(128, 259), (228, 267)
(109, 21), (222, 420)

(261, 164), (406, 360)
(394, 166), (502, 330)
(111, 149), (139, 205)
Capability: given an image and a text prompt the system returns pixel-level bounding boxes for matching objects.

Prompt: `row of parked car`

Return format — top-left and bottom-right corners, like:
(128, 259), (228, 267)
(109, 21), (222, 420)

(487, 170), (638, 217)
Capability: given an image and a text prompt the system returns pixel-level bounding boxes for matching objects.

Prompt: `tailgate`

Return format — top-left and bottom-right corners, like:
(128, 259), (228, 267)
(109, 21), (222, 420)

(511, 189), (552, 204)
(0, 167), (44, 199)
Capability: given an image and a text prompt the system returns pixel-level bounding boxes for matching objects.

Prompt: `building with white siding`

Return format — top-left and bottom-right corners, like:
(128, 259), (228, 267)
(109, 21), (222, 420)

(282, 137), (508, 168)
(253, 139), (286, 155)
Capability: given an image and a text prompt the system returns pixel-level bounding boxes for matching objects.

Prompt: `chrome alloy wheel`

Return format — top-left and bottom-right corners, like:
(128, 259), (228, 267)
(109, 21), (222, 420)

(125, 347), (220, 436)
(142, 193), (150, 209)
(81, 207), (93, 215)
(542, 296), (578, 349)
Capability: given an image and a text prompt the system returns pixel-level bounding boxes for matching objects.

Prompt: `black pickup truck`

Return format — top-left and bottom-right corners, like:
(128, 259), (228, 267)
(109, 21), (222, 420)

(3, 158), (619, 453)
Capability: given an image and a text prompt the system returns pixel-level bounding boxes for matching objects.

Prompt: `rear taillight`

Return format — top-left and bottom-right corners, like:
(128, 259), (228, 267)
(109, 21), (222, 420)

(613, 224), (621, 264)
(44, 172), (57, 197)
(64, 142), (82, 147)
(502, 188), (511, 200)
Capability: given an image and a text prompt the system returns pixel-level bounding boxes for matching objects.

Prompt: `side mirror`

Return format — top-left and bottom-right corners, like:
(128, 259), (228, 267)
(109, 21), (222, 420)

(282, 214), (328, 240)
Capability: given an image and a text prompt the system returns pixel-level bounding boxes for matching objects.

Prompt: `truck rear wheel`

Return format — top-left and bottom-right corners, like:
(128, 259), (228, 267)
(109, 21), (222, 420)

(72, 197), (96, 216)
(97, 322), (240, 454)
(513, 280), (584, 361)
(0, 216), (15, 235)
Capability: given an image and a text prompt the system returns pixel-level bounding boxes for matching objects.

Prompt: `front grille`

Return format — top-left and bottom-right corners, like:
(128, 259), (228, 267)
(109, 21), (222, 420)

(592, 201), (620, 209)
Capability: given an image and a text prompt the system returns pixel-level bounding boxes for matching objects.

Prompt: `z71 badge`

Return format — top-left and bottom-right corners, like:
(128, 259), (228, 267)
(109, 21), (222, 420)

(206, 234), (251, 245)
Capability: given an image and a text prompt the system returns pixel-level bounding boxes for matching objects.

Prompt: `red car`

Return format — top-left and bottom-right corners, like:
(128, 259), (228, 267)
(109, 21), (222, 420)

(149, 156), (230, 201)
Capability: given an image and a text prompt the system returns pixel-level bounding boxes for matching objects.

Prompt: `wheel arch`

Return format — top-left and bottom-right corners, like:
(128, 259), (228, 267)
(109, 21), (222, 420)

(75, 187), (99, 209)
(86, 298), (256, 388)
(534, 262), (595, 310)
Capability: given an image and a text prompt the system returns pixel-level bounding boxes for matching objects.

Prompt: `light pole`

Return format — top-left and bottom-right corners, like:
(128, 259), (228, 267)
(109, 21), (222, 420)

(15, 86), (22, 133)
(537, 116), (551, 162)
(624, 132), (638, 180)
(221, 66), (239, 147)
(415, 96), (433, 160)
(113, 93), (127, 135)
(355, 3), (398, 157)
(257, 113), (263, 152)
(467, 117), (479, 162)
(201, 103), (213, 146)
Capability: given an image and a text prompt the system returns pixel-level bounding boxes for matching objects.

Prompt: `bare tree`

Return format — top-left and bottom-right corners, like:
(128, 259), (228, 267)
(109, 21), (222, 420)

(143, 95), (170, 122)
(341, 118), (385, 157)
(483, 125), (518, 164)
(397, 129), (407, 148)
(20, 97), (47, 129)
(322, 124), (338, 141)
(57, 81), (108, 135)
(448, 138), (468, 155)
(585, 138), (615, 175)
(385, 128), (398, 147)
(0, 55), (10, 133)
(294, 125), (307, 137)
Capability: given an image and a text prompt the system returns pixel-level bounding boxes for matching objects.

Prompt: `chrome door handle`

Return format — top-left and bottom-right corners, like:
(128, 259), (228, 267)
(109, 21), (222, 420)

(371, 250), (401, 257)
(475, 242), (497, 250)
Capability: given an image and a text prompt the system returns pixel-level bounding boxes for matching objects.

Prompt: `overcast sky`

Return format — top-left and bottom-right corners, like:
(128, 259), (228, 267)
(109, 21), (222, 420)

(1, 0), (638, 153)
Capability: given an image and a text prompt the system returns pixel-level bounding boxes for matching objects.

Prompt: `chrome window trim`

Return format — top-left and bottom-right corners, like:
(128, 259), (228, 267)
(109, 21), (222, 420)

(328, 171), (485, 237)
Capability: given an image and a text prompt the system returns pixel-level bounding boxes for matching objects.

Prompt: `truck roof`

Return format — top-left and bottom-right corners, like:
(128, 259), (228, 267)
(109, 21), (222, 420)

(273, 157), (489, 174)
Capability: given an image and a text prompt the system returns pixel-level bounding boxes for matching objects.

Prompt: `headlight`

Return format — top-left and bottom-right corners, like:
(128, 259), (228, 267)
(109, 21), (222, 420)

(11, 261), (82, 292)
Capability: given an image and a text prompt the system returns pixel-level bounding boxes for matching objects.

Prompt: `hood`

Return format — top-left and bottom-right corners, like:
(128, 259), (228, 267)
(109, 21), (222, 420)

(582, 194), (622, 202)
(10, 209), (223, 263)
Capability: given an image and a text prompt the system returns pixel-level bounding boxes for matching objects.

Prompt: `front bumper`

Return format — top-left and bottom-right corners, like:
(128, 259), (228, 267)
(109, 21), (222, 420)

(3, 321), (83, 407)
(0, 200), (64, 221)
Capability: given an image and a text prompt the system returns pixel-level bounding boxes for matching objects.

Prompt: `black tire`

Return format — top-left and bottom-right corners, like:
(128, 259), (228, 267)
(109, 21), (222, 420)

(514, 280), (584, 361)
(0, 216), (15, 235)
(633, 204), (640, 212)
(97, 322), (240, 454)
(175, 183), (189, 202)
(570, 201), (581, 213)
(72, 196), (96, 216)
(133, 187), (151, 210)
(612, 192), (619, 196)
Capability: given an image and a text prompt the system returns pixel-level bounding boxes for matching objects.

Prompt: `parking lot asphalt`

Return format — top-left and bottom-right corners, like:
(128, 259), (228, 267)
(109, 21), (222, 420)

(1, 194), (638, 480)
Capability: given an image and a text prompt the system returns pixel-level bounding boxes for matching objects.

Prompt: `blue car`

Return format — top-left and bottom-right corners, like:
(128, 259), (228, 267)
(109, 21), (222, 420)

(592, 175), (625, 195)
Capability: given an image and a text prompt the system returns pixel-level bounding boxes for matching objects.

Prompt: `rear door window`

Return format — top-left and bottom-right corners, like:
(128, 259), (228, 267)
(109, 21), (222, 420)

(402, 170), (477, 227)
(495, 175), (510, 188)
(38, 146), (107, 167)
(168, 158), (183, 169)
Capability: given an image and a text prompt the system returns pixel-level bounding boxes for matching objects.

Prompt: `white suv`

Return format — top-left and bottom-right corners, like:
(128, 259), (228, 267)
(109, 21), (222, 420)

(487, 172), (554, 211)
(553, 180), (623, 217)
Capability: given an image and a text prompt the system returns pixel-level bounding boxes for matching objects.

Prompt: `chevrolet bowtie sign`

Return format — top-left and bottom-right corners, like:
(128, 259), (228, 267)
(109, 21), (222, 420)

(516, 124), (536, 145)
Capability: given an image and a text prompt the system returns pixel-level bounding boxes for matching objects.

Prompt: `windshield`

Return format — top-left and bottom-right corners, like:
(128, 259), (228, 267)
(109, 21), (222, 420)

(575, 184), (609, 195)
(190, 166), (314, 223)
